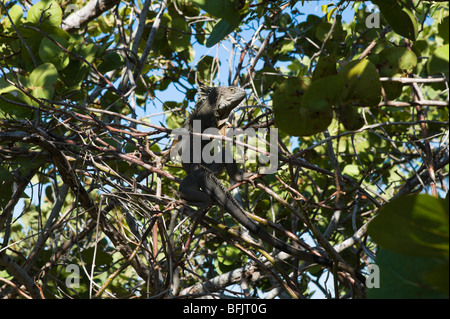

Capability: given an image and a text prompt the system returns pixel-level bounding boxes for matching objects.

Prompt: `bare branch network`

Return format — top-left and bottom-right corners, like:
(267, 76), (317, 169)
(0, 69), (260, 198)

(0, 0), (449, 299)
(1, 74), (448, 297)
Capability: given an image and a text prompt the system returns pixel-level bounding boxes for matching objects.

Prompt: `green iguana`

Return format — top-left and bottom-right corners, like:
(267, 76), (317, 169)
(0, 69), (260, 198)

(174, 86), (363, 282)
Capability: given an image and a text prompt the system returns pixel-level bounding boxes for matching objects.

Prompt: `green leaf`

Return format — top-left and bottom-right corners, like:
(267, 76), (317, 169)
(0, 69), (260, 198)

(312, 55), (337, 82)
(0, 73), (35, 119)
(38, 35), (70, 70)
(0, 78), (18, 95)
(299, 75), (341, 135)
(214, 244), (245, 274)
(271, 39), (295, 57)
(27, 0), (62, 28)
(368, 194), (449, 258)
(367, 248), (448, 298)
(165, 102), (186, 129)
(342, 164), (360, 176)
(76, 42), (98, 64)
(167, 17), (191, 52)
(327, 7), (338, 22)
(271, 76), (309, 136)
(253, 67), (284, 96)
(272, 75), (342, 136)
(4, 4), (23, 28)
(373, 0), (418, 41)
(381, 73), (404, 100)
(190, 0), (243, 26)
(315, 21), (332, 42)
(275, 13), (291, 28)
(427, 44), (449, 76)
(339, 59), (381, 106)
(80, 247), (113, 268)
(379, 47), (417, 73)
(197, 55), (218, 82)
(422, 262), (450, 296)
(0, 94), (34, 119)
(337, 104), (364, 131)
(97, 51), (125, 73)
(58, 41), (96, 92)
(206, 18), (239, 48)
(29, 63), (59, 101)
(438, 15), (449, 43)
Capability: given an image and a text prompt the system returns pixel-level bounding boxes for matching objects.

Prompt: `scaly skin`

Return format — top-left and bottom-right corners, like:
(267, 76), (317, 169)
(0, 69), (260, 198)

(177, 86), (364, 283)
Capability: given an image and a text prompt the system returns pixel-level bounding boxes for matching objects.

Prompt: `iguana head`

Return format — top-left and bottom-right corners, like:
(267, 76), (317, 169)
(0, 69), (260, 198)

(198, 86), (246, 120)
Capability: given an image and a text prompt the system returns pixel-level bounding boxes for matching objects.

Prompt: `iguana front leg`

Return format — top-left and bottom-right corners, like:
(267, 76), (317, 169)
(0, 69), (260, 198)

(179, 169), (213, 209)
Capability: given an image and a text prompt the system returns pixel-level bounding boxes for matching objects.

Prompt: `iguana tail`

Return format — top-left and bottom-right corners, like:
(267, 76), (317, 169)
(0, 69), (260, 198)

(197, 168), (364, 282)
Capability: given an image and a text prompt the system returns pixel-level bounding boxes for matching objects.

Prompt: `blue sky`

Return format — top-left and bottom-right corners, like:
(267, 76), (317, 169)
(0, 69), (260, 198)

(141, 1), (363, 135)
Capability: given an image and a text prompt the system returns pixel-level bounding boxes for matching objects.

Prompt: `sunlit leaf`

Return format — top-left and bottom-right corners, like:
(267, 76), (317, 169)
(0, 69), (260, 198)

(29, 63), (59, 101)
(428, 44), (449, 76)
(167, 17), (191, 52)
(272, 75), (344, 136)
(4, 4), (23, 28)
(379, 47), (417, 72)
(38, 35), (70, 70)
(368, 194), (449, 258)
(27, 0), (62, 28)
(339, 59), (381, 106)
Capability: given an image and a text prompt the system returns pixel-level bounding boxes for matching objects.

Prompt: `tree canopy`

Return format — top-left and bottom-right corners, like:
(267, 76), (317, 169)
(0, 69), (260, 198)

(0, 0), (448, 299)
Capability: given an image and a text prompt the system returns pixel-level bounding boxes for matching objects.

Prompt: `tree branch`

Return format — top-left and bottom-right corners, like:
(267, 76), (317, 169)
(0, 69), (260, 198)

(61, 0), (120, 32)
(0, 253), (42, 299)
